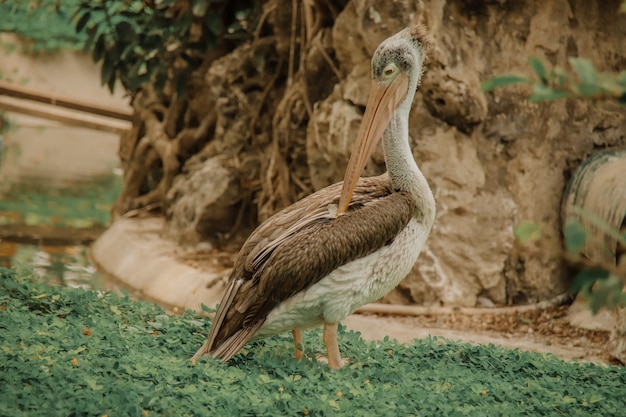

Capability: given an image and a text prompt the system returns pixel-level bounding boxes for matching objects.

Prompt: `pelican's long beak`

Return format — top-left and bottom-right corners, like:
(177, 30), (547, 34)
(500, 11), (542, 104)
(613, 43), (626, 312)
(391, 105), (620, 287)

(336, 73), (409, 214)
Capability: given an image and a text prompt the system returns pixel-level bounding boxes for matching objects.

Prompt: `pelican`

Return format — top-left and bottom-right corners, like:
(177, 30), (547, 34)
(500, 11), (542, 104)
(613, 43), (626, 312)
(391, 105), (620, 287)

(192, 25), (435, 369)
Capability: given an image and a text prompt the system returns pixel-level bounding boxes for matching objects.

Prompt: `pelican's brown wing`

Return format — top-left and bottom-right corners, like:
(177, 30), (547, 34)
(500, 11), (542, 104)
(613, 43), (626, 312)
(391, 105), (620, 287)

(195, 174), (416, 361)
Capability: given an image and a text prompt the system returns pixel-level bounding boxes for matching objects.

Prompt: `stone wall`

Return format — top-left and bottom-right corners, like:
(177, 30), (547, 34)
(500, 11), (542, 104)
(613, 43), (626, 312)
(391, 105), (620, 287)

(305, 0), (626, 306)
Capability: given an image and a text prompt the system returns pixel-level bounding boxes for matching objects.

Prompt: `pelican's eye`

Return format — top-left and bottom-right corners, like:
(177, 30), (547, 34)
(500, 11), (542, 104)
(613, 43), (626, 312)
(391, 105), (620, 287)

(383, 63), (396, 78)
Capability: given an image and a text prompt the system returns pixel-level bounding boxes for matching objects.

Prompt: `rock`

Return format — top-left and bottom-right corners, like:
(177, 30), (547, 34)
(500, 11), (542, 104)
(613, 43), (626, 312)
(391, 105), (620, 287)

(610, 307), (626, 363)
(306, 0), (626, 307)
(306, 86), (385, 190)
(568, 298), (617, 332)
(164, 156), (242, 246)
(332, 0), (422, 106)
(561, 149), (626, 264)
(421, 67), (488, 134)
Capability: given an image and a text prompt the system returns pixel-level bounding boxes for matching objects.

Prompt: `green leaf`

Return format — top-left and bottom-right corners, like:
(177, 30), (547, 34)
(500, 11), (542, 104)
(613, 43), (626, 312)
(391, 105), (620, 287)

(514, 222), (542, 243)
(76, 12), (91, 33)
(562, 395), (577, 404)
(85, 377), (104, 391)
(569, 57), (597, 85)
(571, 206), (626, 247)
(115, 20), (136, 43)
(110, 305), (122, 316)
(529, 84), (570, 102)
(107, 67), (117, 94)
(481, 75), (530, 92)
(564, 220), (588, 255)
(570, 268), (609, 294)
(155, 314), (170, 324)
(101, 54), (115, 87)
(200, 303), (215, 313)
(586, 275), (625, 313)
(551, 67), (569, 87)
(93, 34), (106, 62)
(589, 394), (604, 404)
(529, 57), (547, 83)
(572, 82), (604, 98)
(83, 32), (95, 53)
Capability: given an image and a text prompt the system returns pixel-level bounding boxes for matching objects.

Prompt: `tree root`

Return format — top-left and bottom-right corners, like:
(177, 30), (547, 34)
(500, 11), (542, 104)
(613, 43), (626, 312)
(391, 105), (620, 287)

(114, 0), (339, 240)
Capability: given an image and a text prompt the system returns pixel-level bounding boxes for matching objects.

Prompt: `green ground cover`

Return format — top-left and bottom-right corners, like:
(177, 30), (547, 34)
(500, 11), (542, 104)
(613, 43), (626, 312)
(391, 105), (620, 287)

(0, 174), (122, 229)
(1, 268), (625, 416)
(0, 0), (84, 52)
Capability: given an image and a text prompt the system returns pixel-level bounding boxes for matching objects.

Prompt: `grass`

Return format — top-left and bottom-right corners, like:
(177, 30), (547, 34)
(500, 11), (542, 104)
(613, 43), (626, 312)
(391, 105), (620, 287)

(1, 267), (625, 416)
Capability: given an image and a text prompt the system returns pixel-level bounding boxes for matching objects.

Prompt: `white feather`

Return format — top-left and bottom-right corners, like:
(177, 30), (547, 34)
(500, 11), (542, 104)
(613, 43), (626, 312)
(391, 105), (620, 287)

(255, 218), (426, 338)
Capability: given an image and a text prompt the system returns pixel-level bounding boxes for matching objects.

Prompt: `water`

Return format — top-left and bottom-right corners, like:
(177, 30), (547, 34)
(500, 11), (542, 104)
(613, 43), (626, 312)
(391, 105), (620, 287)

(0, 33), (131, 290)
(1, 241), (102, 290)
(0, 115), (122, 290)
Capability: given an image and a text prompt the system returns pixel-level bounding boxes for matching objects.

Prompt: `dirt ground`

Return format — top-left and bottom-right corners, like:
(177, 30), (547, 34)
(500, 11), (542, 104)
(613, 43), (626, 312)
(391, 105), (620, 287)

(349, 305), (614, 364)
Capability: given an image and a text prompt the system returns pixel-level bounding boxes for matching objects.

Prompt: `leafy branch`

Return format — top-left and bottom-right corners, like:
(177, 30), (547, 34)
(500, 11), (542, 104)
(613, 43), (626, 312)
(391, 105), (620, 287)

(0, 0), (86, 52)
(73, 0), (261, 94)
(482, 56), (626, 104)
(563, 209), (626, 314)
(482, 0), (626, 105)
(515, 214), (626, 314)
(487, 2), (626, 314)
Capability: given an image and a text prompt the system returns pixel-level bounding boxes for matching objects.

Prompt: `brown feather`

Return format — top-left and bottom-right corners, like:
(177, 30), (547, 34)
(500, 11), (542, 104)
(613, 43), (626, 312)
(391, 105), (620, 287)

(202, 173), (417, 360)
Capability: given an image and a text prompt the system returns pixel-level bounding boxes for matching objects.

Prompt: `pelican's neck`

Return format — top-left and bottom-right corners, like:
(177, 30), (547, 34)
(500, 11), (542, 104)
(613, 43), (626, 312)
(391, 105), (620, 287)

(382, 96), (435, 228)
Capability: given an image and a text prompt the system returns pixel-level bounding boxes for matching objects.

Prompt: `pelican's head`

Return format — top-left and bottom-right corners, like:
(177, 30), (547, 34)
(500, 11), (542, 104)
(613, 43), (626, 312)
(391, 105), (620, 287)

(371, 25), (430, 108)
(337, 25), (432, 214)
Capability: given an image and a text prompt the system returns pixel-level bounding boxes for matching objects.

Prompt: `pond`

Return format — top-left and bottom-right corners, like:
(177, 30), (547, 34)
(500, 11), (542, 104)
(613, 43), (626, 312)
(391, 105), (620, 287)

(0, 114), (122, 290)
(0, 241), (102, 289)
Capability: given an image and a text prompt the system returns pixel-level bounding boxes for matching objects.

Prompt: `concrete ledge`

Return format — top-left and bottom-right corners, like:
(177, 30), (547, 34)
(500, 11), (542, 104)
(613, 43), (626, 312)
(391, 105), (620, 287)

(91, 217), (226, 311)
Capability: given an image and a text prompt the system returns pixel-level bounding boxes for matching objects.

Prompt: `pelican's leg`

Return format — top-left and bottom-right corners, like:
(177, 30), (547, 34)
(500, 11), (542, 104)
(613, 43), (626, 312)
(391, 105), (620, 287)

(323, 322), (345, 369)
(292, 329), (304, 361)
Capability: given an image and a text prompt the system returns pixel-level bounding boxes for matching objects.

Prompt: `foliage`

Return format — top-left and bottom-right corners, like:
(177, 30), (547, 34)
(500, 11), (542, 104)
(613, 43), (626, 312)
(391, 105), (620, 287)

(482, 1), (626, 104)
(514, 215), (626, 314)
(0, 0), (85, 51)
(1, 268), (626, 417)
(72, 0), (261, 94)
(564, 208), (626, 314)
(484, 3), (626, 314)
(513, 221), (543, 243)
(481, 56), (626, 104)
(0, 173), (122, 228)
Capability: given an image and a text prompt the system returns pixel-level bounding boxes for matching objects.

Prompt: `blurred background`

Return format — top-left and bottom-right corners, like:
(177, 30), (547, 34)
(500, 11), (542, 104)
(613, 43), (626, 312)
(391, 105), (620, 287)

(0, 2), (129, 289)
